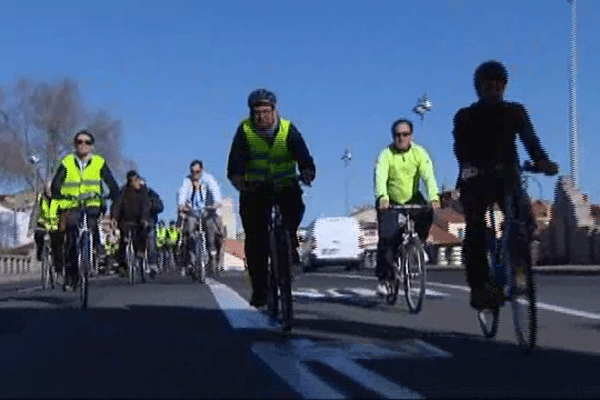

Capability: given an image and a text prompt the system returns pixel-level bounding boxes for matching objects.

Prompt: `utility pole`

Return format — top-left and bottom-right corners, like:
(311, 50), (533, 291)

(341, 148), (352, 215)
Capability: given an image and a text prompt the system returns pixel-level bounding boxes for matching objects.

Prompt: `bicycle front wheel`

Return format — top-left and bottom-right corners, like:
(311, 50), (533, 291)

(403, 237), (426, 314)
(510, 244), (537, 352)
(277, 230), (293, 332)
(126, 241), (136, 285)
(79, 231), (91, 309)
(267, 230), (279, 321)
(41, 240), (51, 289)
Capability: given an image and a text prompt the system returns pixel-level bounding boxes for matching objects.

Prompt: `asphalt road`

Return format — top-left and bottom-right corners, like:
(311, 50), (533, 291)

(1, 266), (600, 398)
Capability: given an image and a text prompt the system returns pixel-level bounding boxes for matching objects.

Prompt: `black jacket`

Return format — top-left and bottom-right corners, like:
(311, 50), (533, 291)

(110, 184), (151, 225)
(226, 118), (316, 183)
(147, 187), (164, 224)
(453, 100), (551, 180)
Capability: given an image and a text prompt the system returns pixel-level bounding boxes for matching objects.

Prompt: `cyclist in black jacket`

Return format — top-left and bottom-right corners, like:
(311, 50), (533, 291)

(452, 60), (558, 310)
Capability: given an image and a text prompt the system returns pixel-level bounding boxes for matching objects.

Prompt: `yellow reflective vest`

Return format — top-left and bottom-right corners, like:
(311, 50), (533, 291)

(59, 153), (106, 209)
(242, 118), (296, 186)
(37, 196), (59, 231)
(156, 226), (168, 247)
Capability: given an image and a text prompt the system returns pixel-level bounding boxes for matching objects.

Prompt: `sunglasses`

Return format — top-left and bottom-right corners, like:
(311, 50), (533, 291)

(76, 139), (93, 145)
(394, 132), (412, 137)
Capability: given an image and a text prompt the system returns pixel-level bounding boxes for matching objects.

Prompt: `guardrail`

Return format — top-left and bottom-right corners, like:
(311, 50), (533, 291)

(0, 252), (40, 281)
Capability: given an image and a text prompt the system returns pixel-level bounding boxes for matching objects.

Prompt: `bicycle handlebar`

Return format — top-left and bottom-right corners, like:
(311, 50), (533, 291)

(242, 175), (311, 192)
(388, 204), (433, 211)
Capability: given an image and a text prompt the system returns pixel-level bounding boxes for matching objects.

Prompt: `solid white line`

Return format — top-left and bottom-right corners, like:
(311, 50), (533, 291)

(537, 302), (600, 320)
(427, 282), (600, 320)
(207, 278), (277, 330)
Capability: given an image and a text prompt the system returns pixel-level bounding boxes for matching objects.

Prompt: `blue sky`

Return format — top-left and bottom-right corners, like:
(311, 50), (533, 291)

(1, 0), (599, 229)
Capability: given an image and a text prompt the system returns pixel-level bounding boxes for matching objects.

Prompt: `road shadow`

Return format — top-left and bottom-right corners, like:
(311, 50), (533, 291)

(0, 305), (300, 399)
(290, 314), (600, 398)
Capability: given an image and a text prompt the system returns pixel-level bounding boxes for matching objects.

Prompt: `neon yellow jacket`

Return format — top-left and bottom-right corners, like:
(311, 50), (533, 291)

(375, 143), (439, 204)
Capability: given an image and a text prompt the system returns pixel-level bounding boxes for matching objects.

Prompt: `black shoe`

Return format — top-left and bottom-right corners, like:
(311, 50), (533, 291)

(470, 283), (502, 310)
(250, 292), (267, 308)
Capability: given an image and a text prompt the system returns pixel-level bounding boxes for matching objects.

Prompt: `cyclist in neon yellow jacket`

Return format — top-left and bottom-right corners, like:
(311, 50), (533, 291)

(227, 89), (316, 308)
(50, 130), (119, 290)
(374, 118), (440, 295)
(34, 183), (62, 274)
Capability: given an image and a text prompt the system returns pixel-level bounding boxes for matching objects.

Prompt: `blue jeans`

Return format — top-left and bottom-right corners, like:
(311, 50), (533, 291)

(147, 225), (157, 264)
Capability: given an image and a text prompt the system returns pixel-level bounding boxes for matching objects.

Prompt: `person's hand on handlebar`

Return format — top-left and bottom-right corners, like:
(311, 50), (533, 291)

(378, 198), (389, 211)
(534, 159), (559, 176)
(431, 199), (440, 210)
(300, 168), (315, 186)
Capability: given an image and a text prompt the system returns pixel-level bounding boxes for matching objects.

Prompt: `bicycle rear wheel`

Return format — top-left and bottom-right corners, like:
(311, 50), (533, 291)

(277, 230), (293, 332)
(267, 230), (279, 321)
(510, 242), (537, 352)
(403, 237), (426, 313)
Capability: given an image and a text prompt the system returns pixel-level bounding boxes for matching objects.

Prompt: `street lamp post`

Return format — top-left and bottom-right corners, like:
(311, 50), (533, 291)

(568, 0), (579, 189)
(412, 93), (432, 143)
(341, 149), (352, 215)
(413, 94), (432, 194)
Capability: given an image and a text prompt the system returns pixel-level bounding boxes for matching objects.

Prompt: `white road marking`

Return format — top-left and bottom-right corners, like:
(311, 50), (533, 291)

(17, 285), (44, 293)
(427, 282), (600, 321)
(210, 278), (451, 399)
(207, 278), (278, 330)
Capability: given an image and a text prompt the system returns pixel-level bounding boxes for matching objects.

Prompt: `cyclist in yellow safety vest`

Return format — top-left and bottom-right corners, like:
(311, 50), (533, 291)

(166, 220), (180, 249)
(50, 130), (120, 291)
(34, 183), (62, 274)
(227, 88), (316, 308)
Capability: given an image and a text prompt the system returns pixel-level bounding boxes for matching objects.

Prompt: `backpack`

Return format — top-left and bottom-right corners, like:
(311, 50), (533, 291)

(148, 188), (164, 216)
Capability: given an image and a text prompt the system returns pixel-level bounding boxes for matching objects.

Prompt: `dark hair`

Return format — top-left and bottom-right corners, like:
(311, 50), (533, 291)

(189, 160), (203, 170)
(474, 60), (509, 97)
(126, 170), (139, 181)
(391, 118), (414, 136)
(73, 130), (95, 145)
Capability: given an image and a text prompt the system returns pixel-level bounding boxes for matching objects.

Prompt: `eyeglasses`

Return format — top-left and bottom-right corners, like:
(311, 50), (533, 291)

(394, 131), (412, 138)
(191, 169), (202, 174)
(76, 139), (93, 145)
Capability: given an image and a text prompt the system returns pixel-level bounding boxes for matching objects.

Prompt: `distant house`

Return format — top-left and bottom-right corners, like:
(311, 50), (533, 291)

(433, 207), (465, 241)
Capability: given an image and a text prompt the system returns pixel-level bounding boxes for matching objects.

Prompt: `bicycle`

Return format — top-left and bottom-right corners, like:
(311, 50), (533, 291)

(61, 193), (107, 309)
(40, 229), (56, 290)
(245, 177), (309, 332)
(122, 222), (147, 285)
(383, 204), (431, 314)
(475, 160), (557, 352)
(186, 207), (217, 284)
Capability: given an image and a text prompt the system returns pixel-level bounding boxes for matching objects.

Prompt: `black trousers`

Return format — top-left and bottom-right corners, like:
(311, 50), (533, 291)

(376, 193), (433, 280)
(459, 174), (534, 291)
(239, 185), (305, 297)
(116, 221), (149, 265)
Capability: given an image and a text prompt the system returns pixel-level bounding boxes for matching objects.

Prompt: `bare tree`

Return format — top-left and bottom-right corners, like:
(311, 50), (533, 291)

(0, 77), (133, 191)
(86, 109), (136, 184)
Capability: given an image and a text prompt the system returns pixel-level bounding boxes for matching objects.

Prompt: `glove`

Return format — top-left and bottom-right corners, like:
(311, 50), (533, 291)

(535, 160), (559, 176)
(300, 168), (315, 185)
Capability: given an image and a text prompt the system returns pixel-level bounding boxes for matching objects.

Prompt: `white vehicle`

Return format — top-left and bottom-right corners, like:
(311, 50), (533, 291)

(300, 216), (362, 272)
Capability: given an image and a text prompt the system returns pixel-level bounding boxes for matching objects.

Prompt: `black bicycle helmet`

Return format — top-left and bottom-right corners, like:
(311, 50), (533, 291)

(247, 88), (277, 108)
(474, 60), (508, 97)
